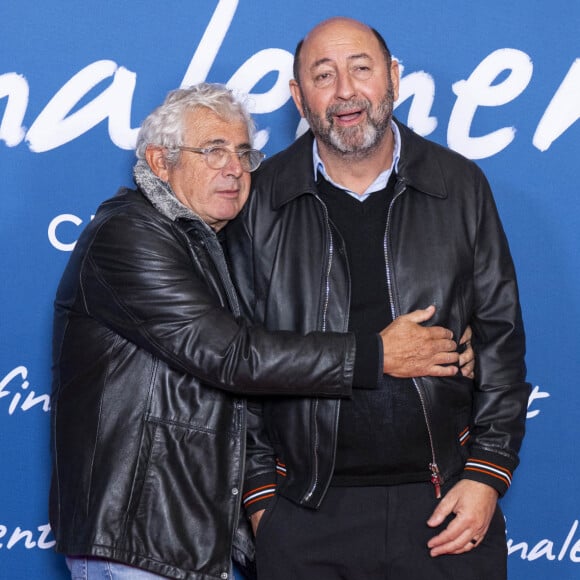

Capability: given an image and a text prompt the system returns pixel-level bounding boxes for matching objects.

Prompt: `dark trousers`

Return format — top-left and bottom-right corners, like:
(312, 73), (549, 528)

(255, 482), (507, 580)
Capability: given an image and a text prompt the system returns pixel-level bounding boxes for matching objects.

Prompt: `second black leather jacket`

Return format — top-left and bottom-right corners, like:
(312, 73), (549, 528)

(227, 119), (530, 511)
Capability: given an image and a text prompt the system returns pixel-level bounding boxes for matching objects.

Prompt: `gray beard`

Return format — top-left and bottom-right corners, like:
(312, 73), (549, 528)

(303, 90), (394, 159)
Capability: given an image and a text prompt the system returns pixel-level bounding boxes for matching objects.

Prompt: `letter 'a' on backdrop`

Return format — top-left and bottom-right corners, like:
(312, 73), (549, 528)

(1, 0), (579, 578)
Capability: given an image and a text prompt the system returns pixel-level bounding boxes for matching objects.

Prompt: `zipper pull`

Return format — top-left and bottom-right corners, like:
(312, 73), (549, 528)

(430, 463), (442, 499)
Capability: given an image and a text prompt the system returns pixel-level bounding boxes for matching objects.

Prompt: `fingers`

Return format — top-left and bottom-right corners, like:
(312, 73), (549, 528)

(427, 512), (487, 556)
(382, 343), (458, 377)
(458, 348), (474, 368)
(426, 480), (498, 557)
(431, 337), (459, 355)
(404, 304), (437, 325)
(424, 363), (460, 378)
(380, 307), (458, 377)
(459, 324), (473, 345)
(419, 347), (460, 377)
(459, 358), (475, 379)
(249, 509), (266, 536)
(458, 327), (475, 378)
(401, 308), (454, 342)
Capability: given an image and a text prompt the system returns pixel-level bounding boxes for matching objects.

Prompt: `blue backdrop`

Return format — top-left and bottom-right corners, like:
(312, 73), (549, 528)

(1, 1), (579, 578)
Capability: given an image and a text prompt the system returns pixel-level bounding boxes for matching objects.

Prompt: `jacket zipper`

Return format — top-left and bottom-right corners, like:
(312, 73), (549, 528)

(385, 179), (442, 499)
(303, 195), (336, 503)
(317, 196), (334, 334)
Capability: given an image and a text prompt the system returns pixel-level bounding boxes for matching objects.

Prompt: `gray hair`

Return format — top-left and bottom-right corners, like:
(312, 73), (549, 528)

(135, 83), (256, 165)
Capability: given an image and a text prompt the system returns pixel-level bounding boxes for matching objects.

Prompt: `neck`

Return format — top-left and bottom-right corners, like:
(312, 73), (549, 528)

(317, 130), (395, 196)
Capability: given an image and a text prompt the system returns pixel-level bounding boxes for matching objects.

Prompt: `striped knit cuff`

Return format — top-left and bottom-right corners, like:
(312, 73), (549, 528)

(243, 476), (277, 517)
(461, 449), (518, 497)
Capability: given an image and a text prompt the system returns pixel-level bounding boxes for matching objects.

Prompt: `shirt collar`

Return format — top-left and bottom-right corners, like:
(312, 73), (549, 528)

(313, 120), (401, 201)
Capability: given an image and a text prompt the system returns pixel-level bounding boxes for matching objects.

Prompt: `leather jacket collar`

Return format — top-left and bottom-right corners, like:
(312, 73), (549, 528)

(266, 117), (448, 211)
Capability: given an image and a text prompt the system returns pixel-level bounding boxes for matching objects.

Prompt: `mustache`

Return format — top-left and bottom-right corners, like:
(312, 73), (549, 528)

(326, 99), (371, 120)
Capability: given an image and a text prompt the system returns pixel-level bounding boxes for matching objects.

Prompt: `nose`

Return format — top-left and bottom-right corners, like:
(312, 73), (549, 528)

(222, 151), (244, 177)
(335, 70), (356, 100)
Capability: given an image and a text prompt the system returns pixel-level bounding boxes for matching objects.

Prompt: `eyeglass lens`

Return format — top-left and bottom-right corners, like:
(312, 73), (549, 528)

(207, 148), (263, 172)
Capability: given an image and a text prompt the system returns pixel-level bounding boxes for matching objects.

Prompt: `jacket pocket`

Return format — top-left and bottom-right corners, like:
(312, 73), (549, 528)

(254, 493), (280, 542)
(125, 419), (238, 574)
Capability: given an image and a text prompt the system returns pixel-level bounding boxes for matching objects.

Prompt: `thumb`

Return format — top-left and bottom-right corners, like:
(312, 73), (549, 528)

(427, 498), (450, 528)
(404, 305), (436, 325)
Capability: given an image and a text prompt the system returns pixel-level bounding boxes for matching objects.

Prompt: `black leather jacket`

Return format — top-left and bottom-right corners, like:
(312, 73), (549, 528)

(50, 168), (360, 579)
(227, 119), (530, 510)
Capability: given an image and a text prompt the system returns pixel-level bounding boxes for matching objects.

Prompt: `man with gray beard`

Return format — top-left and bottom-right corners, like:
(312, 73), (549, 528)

(226, 16), (529, 580)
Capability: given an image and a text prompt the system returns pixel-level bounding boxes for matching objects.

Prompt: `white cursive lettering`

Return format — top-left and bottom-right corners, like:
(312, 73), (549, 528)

(448, 49), (533, 159)
(1, 0), (578, 157)
(508, 520), (580, 563)
(0, 366), (50, 415)
(0, 523), (55, 550)
(527, 384), (550, 419)
(533, 58), (580, 152)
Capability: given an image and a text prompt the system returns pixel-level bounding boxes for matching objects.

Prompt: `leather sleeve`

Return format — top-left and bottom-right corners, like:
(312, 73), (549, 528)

(77, 210), (356, 397)
(241, 398), (278, 516)
(462, 168), (530, 495)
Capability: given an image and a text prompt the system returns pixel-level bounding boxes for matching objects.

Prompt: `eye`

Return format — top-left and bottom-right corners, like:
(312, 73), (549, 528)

(237, 149), (265, 172)
(313, 71), (336, 88)
(207, 146), (228, 162)
(351, 65), (373, 80)
(238, 150), (252, 163)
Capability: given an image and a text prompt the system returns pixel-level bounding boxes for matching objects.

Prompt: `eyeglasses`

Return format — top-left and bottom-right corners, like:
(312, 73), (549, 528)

(178, 145), (266, 173)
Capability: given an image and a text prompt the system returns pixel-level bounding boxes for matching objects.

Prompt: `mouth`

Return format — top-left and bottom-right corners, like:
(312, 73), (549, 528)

(335, 110), (363, 125)
(330, 102), (367, 126)
(216, 187), (240, 199)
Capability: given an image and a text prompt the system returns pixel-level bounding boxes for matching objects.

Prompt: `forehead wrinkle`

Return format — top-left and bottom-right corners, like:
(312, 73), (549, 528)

(310, 51), (373, 70)
(347, 52), (373, 62)
(311, 57), (333, 70)
(198, 137), (227, 147)
(199, 137), (252, 150)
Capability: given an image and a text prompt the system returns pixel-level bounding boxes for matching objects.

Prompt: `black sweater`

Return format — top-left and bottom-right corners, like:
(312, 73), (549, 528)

(317, 175), (432, 486)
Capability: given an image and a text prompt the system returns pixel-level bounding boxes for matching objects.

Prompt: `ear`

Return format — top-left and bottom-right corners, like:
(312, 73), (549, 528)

(390, 59), (400, 102)
(145, 145), (171, 182)
(289, 79), (306, 118)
